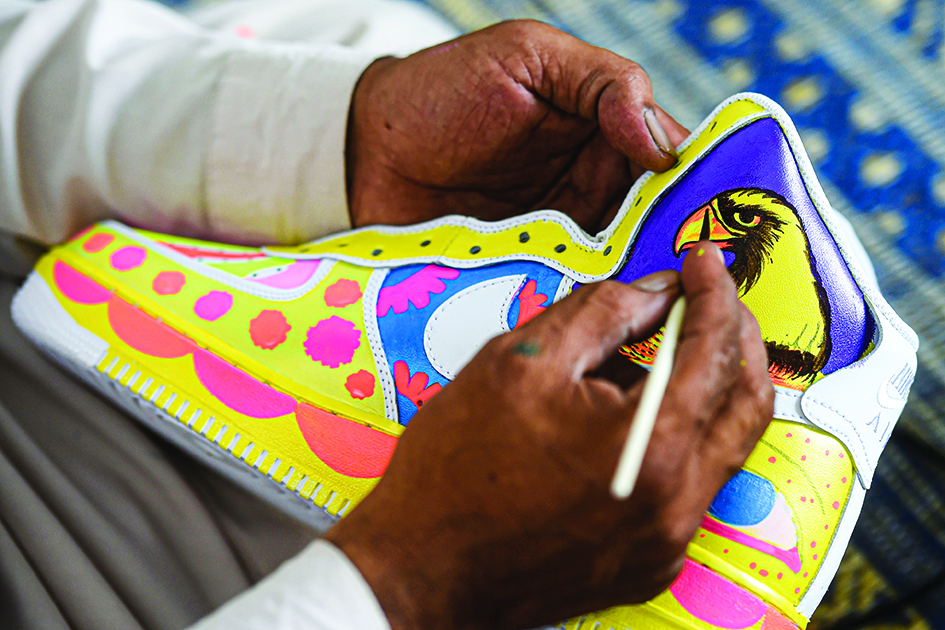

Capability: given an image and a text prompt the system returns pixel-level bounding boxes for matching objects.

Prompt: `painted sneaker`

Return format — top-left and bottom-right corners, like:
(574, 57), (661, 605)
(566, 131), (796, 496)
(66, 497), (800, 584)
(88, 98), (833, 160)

(11, 93), (917, 629)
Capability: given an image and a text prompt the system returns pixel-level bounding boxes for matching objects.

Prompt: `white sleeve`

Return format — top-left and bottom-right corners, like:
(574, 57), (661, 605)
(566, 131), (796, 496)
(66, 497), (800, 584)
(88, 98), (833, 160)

(187, 539), (393, 630)
(0, 0), (377, 246)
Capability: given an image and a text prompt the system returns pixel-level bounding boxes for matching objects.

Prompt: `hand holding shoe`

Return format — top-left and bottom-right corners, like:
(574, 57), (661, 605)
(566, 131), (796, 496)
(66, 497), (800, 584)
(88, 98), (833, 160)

(346, 20), (689, 233)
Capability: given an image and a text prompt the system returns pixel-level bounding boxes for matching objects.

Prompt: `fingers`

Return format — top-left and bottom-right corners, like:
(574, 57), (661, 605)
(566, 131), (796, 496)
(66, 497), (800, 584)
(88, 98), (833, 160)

(507, 271), (680, 381)
(494, 21), (683, 172)
(652, 105), (690, 150)
(659, 243), (744, 434)
(701, 303), (774, 474)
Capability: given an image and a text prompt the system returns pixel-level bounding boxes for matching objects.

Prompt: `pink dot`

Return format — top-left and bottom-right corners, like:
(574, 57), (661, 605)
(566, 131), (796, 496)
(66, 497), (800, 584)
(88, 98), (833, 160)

(304, 316), (362, 368)
(110, 246), (147, 271)
(813, 554), (818, 560)
(768, 456), (777, 463)
(83, 232), (114, 253)
(826, 483), (831, 488)
(249, 310), (291, 350)
(777, 572), (783, 580)
(786, 479), (792, 484)
(795, 588), (801, 594)
(825, 524), (830, 530)
(825, 450), (830, 456)
(723, 549), (729, 554)
(805, 438), (811, 443)
(811, 541), (817, 548)
(749, 562), (757, 569)
(786, 432), (793, 438)
(699, 533), (705, 538)
(324, 279), (363, 308)
(194, 291), (233, 321)
(833, 501), (841, 510)
(804, 572), (808, 577)
(759, 569), (768, 577)
(345, 370), (375, 400)
(800, 496), (806, 502)
(842, 477), (848, 484)
(839, 453), (845, 458)
(153, 271), (186, 295)
(801, 455), (807, 461)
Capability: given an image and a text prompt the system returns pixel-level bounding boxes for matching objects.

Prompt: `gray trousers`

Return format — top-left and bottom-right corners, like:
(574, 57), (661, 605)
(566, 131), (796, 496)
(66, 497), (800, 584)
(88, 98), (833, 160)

(0, 274), (319, 630)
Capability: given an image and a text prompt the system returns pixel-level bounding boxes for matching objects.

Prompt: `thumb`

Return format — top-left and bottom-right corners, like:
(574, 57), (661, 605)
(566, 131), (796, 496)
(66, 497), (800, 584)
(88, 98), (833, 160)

(506, 21), (688, 171)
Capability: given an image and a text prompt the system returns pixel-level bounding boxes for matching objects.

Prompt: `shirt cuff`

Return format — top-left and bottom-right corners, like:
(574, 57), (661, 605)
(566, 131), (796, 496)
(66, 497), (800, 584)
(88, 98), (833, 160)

(207, 43), (377, 244)
(188, 539), (392, 630)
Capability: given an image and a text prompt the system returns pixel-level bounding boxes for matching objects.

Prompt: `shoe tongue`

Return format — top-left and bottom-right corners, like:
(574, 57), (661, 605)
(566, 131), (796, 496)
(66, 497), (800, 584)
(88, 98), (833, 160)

(611, 115), (871, 376)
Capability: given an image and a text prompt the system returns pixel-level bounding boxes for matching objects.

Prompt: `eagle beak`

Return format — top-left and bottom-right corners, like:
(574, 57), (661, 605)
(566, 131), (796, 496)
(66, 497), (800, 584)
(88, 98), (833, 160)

(673, 202), (736, 256)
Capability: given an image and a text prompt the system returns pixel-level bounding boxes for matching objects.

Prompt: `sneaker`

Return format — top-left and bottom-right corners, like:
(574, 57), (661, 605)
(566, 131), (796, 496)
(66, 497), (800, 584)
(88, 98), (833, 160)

(12, 93), (917, 629)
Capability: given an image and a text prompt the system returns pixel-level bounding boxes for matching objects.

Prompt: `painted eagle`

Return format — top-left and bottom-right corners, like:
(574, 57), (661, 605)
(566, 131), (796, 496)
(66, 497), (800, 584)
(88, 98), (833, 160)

(627, 188), (831, 389)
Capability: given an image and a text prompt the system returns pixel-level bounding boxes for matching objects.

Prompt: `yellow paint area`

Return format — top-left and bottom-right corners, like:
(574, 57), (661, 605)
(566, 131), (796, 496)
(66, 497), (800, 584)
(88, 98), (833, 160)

(267, 99), (769, 281)
(691, 421), (854, 618)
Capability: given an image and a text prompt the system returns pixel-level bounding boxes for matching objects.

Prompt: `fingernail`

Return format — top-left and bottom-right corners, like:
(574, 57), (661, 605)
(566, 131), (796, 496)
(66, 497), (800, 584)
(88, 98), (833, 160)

(644, 107), (677, 158)
(695, 244), (725, 264)
(631, 269), (679, 292)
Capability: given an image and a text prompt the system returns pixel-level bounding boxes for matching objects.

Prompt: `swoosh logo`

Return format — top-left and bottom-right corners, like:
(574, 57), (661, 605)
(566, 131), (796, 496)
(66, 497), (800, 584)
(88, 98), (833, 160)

(423, 275), (525, 379)
(877, 364), (914, 409)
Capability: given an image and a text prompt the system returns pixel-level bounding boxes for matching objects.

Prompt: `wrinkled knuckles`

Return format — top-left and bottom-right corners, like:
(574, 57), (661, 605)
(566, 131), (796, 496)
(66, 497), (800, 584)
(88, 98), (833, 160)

(487, 19), (556, 46)
(615, 62), (650, 93)
(583, 281), (637, 318)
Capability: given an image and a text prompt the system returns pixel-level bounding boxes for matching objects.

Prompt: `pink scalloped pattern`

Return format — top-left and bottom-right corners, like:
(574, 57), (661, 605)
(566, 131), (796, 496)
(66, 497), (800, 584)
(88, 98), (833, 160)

(193, 349), (296, 418)
(108, 296), (195, 358)
(376, 265), (460, 316)
(295, 403), (396, 478)
(53, 261), (111, 305)
(103, 291), (294, 418)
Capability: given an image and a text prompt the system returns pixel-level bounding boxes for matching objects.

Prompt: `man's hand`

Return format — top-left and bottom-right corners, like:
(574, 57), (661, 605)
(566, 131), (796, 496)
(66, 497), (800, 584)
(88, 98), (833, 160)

(347, 20), (689, 233)
(325, 243), (774, 630)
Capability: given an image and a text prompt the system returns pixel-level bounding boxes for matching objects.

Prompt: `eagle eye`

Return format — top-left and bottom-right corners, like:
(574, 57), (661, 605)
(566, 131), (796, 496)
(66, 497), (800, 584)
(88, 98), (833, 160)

(734, 211), (761, 227)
